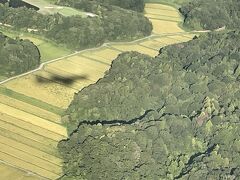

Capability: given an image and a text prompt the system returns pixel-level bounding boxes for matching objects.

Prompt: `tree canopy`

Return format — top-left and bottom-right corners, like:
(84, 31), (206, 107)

(59, 30), (240, 179)
(180, 0), (240, 30)
(0, 33), (40, 79)
(0, 0), (152, 50)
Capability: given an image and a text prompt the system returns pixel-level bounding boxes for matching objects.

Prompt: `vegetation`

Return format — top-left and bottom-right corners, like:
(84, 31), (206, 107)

(57, 0), (145, 12)
(0, 86), (64, 115)
(0, 1), (152, 50)
(0, 27), (72, 62)
(0, 33), (40, 79)
(59, 30), (240, 179)
(180, 0), (240, 30)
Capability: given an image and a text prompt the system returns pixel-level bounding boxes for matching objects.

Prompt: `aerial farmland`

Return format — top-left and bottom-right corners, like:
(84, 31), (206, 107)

(1, 0), (238, 179)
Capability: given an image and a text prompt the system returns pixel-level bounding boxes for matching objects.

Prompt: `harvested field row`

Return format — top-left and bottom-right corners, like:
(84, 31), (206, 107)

(44, 62), (108, 83)
(150, 19), (184, 34)
(0, 151), (60, 179)
(0, 143), (62, 175)
(0, 127), (58, 156)
(153, 36), (182, 45)
(86, 47), (121, 61)
(80, 53), (111, 65)
(0, 86), (64, 115)
(145, 3), (177, 11)
(167, 35), (194, 42)
(145, 7), (180, 17)
(110, 44), (158, 57)
(0, 163), (41, 180)
(0, 103), (67, 136)
(0, 112), (65, 142)
(0, 119), (58, 148)
(0, 94), (61, 124)
(139, 39), (165, 50)
(0, 135), (62, 165)
(145, 14), (181, 22)
(3, 74), (76, 109)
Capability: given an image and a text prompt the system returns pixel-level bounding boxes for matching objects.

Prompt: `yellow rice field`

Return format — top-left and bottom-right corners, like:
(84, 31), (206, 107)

(88, 47), (121, 61)
(150, 19), (184, 34)
(154, 36), (184, 45)
(0, 127), (58, 156)
(0, 152), (60, 180)
(111, 44), (158, 57)
(0, 144), (62, 175)
(139, 39), (165, 50)
(145, 3), (177, 11)
(80, 52), (112, 65)
(145, 13), (181, 22)
(168, 35), (195, 42)
(145, 7), (180, 17)
(0, 135), (62, 165)
(0, 103), (67, 136)
(181, 34), (197, 39)
(0, 94), (61, 124)
(3, 74), (76, 109)
(35, 70), (88, 90)
(45, 56), (109, 82)
(0, 113), (65, 141)
(0, 119), (59, 148)
(0, 163), (41, 180)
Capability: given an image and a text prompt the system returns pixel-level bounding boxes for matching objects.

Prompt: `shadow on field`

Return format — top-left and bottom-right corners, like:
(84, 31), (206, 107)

(35, 74), (89, 85)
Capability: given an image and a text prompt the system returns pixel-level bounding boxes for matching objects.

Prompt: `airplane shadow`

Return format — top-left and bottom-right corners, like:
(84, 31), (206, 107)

(35, 74), (89, 85)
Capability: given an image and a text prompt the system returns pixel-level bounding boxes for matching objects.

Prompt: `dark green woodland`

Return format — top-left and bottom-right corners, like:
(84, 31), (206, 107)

(59, 30), (240, 179)
(0, 0), (151, 50)
(0, 33), (40, 79)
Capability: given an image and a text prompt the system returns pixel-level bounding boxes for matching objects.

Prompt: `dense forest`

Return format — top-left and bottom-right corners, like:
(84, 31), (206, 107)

(180, 0), (240, 30)
(0, 0), (151, 50)
(59, 30), (240, 179)
(0, 33), (40, 79)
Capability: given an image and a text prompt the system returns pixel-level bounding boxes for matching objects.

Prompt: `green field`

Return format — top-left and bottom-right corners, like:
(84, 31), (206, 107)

(0, 86), (64, 116)
(23, 0), (88, 17)
(0, 28), (71, 62)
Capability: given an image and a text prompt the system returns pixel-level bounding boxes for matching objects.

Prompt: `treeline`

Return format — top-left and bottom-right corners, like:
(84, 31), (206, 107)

(57, 0), (145, 12)
(0, 1), (152, 50)
(180, 0), (240, 30)
(0, 33), (40, 78)
(8, 0), (39, 10)
(59, 30), (240, 179)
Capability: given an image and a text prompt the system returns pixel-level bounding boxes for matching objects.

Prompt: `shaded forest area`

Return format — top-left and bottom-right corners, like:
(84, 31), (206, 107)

(180, 0), (240, 30)
(0, 33), (40, 78)
(59, 30), (240, 179)
(0, 0), (152, 50)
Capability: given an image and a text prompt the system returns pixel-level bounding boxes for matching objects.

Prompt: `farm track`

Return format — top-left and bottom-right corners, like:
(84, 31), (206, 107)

(0, 3), (214, 180)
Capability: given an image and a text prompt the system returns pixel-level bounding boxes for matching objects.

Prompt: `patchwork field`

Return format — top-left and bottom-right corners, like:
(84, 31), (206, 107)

(145, 3), (184, 34)
(0, 3), (196, 180)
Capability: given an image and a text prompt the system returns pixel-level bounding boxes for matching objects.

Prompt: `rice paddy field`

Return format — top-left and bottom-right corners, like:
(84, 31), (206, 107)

(0, 3), (197, 179)
(0, 163), (41, 180)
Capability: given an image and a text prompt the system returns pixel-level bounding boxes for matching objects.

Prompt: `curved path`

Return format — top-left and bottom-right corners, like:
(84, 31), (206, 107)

(0, 3), (203, 180)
